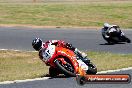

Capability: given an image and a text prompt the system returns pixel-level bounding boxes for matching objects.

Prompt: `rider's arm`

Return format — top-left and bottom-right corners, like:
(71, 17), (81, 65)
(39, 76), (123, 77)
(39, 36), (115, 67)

(112, 25), (120, 28)
(112, 25), (121, 32)
(39, 50), (50, 66)
(39, 50), (44, 61)
(50, 40), (75, 51)
(101, 28), (110, 38)
(44, 40), (76, 52)
(47, 40), (66, 47)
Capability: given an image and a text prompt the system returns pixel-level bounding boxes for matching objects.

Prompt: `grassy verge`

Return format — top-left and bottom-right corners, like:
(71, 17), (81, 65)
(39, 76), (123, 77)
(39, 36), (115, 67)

(0, 2), (132, 28)
(0, 50), (132, 82)
(0, 50), (48, 82)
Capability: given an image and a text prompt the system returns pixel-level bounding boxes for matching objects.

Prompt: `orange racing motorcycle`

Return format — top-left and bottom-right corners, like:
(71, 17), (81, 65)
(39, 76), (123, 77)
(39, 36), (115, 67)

(40, 44), (97, 77)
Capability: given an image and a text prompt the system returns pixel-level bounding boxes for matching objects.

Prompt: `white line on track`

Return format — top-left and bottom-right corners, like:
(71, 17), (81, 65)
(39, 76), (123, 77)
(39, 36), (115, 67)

(97, 67), (132, 74)
(0, 77), (50, 85)
(0, 67), (132, 85)
(0, 49), (37, 52)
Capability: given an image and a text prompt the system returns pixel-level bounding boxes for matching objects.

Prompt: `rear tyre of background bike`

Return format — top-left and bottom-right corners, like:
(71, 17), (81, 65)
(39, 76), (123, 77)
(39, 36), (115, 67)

(121, 35), (131, 43)
(54, 59), (76, 77)
(126, 38), (131, 43)
(86, 62), (97, 74)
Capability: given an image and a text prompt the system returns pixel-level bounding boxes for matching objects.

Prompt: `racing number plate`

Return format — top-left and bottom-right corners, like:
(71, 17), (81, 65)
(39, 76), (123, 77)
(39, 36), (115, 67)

(42, 45), (55, 61)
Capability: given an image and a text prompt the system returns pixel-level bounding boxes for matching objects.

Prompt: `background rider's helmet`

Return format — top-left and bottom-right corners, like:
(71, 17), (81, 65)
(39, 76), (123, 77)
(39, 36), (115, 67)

(32, 38), (43, 51)
(103, 23), (111, 29)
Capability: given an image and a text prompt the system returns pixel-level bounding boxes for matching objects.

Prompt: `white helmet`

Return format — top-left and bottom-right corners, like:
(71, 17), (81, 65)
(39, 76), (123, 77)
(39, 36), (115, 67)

(103, 23), (112, 29)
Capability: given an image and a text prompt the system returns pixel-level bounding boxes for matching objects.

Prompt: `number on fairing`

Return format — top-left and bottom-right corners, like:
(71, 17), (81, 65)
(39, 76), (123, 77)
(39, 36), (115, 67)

(43, 45), (55, 60)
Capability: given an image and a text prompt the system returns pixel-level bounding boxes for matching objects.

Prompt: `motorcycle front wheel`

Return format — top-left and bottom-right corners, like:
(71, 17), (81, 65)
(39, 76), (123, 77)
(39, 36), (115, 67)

(49, 67), (59, 77)
(54, 59), (76, 77)
(86, 62), (97, 74)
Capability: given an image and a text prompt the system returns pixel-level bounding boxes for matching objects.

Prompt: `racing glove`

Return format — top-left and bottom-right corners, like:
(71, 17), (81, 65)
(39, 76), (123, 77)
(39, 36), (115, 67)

(65, 43), (75, 51)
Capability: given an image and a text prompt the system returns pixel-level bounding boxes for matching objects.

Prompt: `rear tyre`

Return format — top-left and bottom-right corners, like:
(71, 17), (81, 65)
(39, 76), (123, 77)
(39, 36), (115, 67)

(121, 35), (131, 43)
(49, 67), (59, 77)
(126, 38), (131, 43)
(54, 59), (76, 77)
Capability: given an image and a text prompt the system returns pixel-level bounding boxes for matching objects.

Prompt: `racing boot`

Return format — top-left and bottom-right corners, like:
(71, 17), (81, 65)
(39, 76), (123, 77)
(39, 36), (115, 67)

(74, 48), (87, 58)
(82, 57), (91, 66)
(74, 48), (90, 65)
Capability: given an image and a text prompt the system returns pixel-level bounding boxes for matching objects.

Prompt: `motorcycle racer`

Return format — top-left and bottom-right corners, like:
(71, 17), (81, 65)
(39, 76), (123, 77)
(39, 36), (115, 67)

(102, 23), (123, 39)
(32, 38), (90, 66)
(101, 23), (131, 44)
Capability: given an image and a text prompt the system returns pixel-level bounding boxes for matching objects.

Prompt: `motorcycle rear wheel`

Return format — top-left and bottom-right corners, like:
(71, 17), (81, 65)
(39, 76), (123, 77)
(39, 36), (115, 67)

(123, 36), (131, 43)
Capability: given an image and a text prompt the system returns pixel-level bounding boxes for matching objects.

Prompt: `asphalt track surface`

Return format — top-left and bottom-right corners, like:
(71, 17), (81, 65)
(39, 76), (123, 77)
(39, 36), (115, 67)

(0, 26), (132, 53)
(0, 69), (131, 88)
(0, 26), (132, 88)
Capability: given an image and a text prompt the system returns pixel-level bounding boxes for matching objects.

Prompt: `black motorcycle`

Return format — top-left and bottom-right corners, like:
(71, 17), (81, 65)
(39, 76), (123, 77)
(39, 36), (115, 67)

(102, 31), (131, 44)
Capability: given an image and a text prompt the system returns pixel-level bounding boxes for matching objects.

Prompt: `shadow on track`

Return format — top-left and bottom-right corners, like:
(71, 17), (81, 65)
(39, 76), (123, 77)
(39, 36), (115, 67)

(40, 74), (73, 79)
(99, 42), (125, 45)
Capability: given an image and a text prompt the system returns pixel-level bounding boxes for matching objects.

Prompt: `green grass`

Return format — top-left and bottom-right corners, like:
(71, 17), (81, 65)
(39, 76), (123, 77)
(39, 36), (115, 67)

(0, 50), (48, 82)
(0, 2), (132, 28)
(87, 51), (132, 71)
(0, 0), (132, 3)
(0, 50), (132, 82)
(0, 0), (79, 3)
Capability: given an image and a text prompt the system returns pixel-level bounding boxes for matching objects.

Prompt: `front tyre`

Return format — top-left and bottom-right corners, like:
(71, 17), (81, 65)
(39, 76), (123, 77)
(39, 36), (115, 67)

(121, 35), (131, 43)
(54, 59), (76, 77)
(86, 62), (97, 74)
(49, 67), (59, 77)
